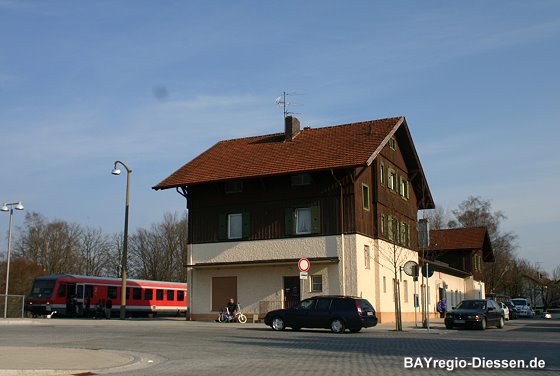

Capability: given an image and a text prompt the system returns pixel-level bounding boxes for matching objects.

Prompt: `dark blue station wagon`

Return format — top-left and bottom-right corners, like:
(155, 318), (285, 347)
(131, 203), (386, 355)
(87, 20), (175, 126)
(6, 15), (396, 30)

(264, 295), (378, 333)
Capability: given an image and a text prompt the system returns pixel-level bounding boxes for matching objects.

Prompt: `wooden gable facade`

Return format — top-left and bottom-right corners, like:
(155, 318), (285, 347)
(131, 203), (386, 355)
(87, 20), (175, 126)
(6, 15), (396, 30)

(154, 116), (434, 251)
(426, 227), (494, 281)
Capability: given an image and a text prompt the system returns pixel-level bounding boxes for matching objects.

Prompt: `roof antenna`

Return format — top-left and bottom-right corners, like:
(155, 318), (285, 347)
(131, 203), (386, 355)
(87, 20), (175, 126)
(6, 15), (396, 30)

(275, 91), (302, 119)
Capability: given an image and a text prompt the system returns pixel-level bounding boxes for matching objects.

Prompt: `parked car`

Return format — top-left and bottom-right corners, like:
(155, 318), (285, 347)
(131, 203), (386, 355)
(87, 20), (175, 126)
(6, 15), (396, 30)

(504, 301), (518, 319)
(264, 295), (378, 333)
(445, 299), (505, 330)
(500, 302), (510, 321)
(511, 297), (534, 318)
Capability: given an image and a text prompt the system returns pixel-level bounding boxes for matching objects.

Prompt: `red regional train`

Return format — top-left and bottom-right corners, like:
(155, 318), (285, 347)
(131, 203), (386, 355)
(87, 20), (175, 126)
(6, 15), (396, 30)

(25, 274), (188, 318)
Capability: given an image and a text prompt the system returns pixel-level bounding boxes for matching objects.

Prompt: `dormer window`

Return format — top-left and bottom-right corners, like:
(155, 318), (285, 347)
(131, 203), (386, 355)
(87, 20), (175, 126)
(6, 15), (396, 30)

(225, 181), (243, 193)
(291, 173), (311, 186)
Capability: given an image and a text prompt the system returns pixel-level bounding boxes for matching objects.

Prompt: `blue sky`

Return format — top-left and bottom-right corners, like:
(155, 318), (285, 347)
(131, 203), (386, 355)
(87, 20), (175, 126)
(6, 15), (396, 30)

(1, 1), (559, 274)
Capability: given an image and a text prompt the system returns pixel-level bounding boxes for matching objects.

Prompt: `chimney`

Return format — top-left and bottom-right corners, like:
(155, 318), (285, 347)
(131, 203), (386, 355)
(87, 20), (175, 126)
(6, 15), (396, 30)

(284, 116), (301, 141)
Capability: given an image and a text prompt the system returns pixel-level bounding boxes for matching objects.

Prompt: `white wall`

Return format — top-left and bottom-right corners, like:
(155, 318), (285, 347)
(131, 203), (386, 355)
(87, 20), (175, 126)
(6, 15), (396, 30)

(188, 235), (487, 321)
(191, 236), (340, 264)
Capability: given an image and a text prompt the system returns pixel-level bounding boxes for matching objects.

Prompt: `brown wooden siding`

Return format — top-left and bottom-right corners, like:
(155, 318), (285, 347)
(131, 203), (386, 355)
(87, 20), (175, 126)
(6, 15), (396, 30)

(375, 139), (421, 249)
(187, 170), (357, 244)
(353, 166), (375, 238)
(185, 136), (427, 248)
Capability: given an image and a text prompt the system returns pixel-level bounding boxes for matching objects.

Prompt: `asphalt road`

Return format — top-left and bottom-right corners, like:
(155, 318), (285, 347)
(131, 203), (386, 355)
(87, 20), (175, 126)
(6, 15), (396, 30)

(0, 318), (558, 375)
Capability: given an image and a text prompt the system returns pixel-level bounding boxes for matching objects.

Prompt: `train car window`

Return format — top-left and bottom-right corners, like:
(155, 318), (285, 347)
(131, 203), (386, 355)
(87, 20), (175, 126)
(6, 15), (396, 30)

(156, 289), (164, 300)
(145, 289), (153, 300)
(58, 284), (67, 297)
(85, 285), (93, 298)
(133, 288), (142, 300)
(108, 286), (117, 299)
(166, 290), (174, 301)
(77, 285), (84, 298)
(177, 291), (185, 301)
(126, 288), (130, 299)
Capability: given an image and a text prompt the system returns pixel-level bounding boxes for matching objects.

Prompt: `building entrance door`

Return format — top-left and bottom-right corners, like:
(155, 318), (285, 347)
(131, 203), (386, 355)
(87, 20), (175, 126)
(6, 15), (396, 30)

(283, 276), (300, 309)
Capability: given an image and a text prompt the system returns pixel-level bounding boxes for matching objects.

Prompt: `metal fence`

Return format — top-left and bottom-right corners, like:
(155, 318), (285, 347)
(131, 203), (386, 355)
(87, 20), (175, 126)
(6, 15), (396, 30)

(0, 294), (25, 318)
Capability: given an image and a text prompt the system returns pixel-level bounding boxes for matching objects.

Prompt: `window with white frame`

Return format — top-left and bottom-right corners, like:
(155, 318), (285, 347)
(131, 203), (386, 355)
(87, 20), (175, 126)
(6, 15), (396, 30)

(400, 221), (410, 247)
(380, 163), (385, 186)
(311, 275), (323, 292)
(389, 136), (397, 150)
(295, 208), (312, 235)
(399, 176), (409, 199)
(364, 245), (370, 269)
(228, 213), (243, 239)
(388, 168), (397, 191)
(362, 184), (370, 211)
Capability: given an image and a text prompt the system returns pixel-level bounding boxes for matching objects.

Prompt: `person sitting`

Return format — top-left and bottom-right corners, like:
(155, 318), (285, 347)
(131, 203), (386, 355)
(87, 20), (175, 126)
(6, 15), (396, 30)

(226, 298), (237, 321)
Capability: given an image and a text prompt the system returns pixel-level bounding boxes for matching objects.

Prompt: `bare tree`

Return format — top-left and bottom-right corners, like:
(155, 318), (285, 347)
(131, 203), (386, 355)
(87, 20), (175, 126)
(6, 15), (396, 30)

(447, 196), (517, 294)
(423, 206), (450, 230)
(77, 227), (112, 276)
(15, 212), (82, 274)
(129, 212), (187, 281)
(104, 232), (124, 278)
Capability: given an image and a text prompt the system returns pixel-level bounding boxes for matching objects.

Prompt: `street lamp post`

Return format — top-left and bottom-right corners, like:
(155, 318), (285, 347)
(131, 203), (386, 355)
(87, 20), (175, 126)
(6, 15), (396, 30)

(112, 161), (132, 320)
(2, 202), (24, 319)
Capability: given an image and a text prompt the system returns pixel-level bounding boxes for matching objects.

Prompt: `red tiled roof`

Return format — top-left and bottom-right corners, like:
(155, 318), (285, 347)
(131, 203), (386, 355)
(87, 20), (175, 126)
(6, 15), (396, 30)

(429, 227), (489, 250)
(153, 116), (404, 189)
(428, 227), (494, 261)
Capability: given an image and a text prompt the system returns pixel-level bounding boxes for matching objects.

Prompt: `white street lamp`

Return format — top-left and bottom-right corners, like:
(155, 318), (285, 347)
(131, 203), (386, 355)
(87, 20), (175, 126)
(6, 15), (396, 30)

(111, 161), (131, 320)
(2, 201), (24, 319)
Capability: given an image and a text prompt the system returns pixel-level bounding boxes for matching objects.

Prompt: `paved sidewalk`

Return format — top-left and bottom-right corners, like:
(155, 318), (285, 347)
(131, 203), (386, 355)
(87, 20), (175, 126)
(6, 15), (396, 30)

(0, 317), (445, 375)
(0, 344), (163, 376)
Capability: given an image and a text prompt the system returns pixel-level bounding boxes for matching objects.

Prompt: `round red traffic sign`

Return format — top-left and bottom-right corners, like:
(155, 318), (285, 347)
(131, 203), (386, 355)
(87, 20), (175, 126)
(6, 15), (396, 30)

(298, 258), (310, 272)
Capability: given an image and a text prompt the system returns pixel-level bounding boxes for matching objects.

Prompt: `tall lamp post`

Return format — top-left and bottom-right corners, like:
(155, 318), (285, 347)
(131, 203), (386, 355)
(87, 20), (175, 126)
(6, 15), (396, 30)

(2, 201), (24, 319)
(111, 161), (131, 320)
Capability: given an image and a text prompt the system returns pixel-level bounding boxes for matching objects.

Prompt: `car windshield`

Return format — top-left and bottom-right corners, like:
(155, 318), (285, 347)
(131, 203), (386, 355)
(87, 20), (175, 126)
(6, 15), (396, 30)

(456, 300), (485, 310)
(511, 299), (527, 306)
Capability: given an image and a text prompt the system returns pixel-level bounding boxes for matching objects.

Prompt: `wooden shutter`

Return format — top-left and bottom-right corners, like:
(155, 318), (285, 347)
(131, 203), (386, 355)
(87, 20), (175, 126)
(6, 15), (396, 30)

(218, 214), (227, 240)
(311, 205), (321, 234)
(242, 212), (251, 238)
(285, 208), (294, 235)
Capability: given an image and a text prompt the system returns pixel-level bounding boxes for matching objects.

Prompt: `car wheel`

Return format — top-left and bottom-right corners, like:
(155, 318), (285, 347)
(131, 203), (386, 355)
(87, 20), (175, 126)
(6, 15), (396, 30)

(331, 319), (346, 334)
(497, 317), (504, 329)
(271, 317), (285, 331)
(480, 318), (487, 330)
(349, 328), (362, 333)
